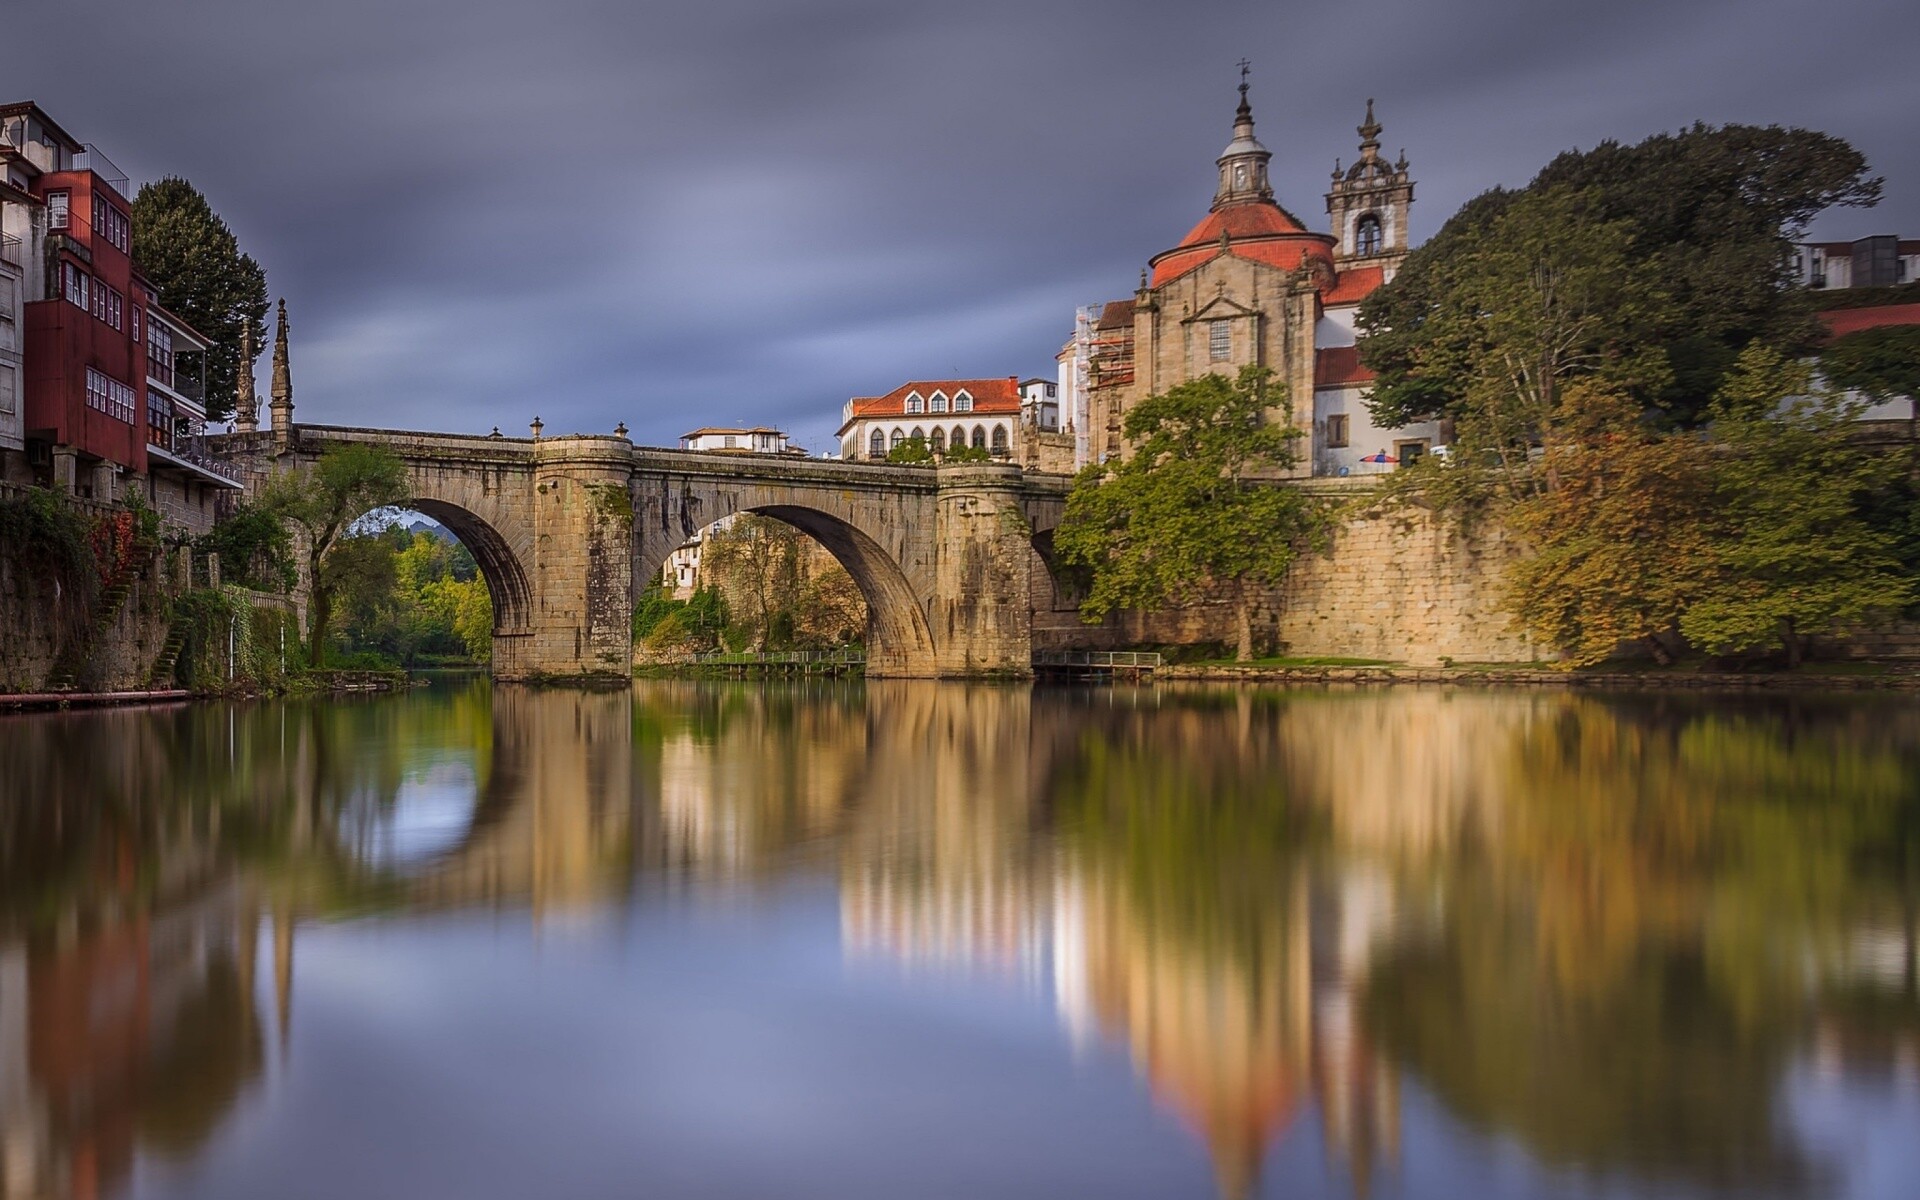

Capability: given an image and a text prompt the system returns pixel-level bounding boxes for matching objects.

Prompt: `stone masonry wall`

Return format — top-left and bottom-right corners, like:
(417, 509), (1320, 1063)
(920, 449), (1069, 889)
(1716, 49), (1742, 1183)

(1274, 498), (1537, 666)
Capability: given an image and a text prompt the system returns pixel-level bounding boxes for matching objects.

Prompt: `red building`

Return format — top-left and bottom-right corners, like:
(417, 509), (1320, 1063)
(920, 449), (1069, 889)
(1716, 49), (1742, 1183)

(0, 102), (236, 520)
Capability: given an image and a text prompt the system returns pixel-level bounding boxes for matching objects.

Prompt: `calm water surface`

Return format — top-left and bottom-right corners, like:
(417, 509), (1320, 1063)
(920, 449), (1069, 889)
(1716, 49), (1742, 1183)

(2, 680), (1917, 1199)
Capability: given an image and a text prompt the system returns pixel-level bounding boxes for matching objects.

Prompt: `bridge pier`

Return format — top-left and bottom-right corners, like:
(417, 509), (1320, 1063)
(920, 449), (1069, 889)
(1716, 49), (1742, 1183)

(932, 466), (1034, 676)
(499, 439), (635, 682)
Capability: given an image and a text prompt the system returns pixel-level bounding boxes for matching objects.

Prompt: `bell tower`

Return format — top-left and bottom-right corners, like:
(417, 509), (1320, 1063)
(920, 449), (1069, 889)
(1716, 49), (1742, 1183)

(1324, 99), (1414, 270)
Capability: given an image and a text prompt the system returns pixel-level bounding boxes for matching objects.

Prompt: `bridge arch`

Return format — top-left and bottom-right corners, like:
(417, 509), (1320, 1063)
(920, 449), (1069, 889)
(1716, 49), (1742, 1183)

(399, 498), (535, 635)
(747, 504), (937, 677)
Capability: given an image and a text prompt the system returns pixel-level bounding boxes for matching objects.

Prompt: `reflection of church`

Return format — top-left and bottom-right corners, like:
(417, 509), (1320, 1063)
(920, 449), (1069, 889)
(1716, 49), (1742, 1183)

(1064, 77), (1442, 477)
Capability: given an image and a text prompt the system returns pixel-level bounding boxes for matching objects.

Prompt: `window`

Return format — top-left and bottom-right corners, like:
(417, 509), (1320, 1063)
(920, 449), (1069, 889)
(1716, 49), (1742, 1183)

(92, 284), (122, 330)
(147, 389), (172, 446)
(1209, 320), (1230, 361)
(955, 391), (973, 413)
(722, 435), (736, 448)
(869, 429), (885, 458)
(1395, 439), (1428, 468)
(951, 425), (965, 448)
(62, 262), (89, 310)
(971, 426), (986, 450)
(85, 367), (136, 423)
(930, 427), (946, 452)
(147, 321), (175, 387)
(890, 428), (905, 451)
(1355, 213), (1383, 256)
(47, 191), (69, 230)
(1326, 413), (1349, 448)
(905, 394), (923, 415)
(131, 306), (141, 342)
(92, 199), (130, 252)
(930, 393), (949, 413)
(991, 426), (1008, 456)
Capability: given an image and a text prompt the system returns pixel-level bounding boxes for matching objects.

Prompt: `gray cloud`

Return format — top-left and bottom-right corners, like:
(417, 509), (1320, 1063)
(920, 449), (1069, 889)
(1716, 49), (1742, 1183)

(12, 0), (1917, 453)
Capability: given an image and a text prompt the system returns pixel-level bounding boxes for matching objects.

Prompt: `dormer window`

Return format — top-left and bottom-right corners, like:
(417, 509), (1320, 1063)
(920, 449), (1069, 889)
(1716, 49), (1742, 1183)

(905, 392), (923, 414)
(955, 391), (974, 413)
(1355, 213), (1383, 256)
(930, 391), (949, 413)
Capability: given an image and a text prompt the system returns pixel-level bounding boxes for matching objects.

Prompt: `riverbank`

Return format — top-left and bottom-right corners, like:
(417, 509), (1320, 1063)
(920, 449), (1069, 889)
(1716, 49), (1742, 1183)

(1158, 662), (1920, 691)
(0, 668), (412, 711)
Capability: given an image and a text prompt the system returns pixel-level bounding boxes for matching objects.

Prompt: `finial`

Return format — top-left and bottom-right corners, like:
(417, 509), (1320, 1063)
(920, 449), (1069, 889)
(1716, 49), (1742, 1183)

(1234, 59), (1253, 119)
(530, 416), (544, 440)
(1396, 147), (1409, 172)
(1358, 98), (1383, 156)
(614, 421), (629, 438)
(490, 425), (502, 438)
(1139, 267), (1148, 289)
(1333, 157), (1342, 180)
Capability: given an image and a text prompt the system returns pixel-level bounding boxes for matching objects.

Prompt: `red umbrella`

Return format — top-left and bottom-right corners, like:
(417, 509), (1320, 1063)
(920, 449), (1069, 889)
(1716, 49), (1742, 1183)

(1359, 451), (1398, 464)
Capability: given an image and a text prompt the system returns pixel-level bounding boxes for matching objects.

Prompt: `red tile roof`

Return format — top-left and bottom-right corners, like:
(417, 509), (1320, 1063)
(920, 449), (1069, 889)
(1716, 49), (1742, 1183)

(838, 377), (1023, 435)
(1319, 265), (1386, 308)
(1096, 299), (1136, 329)
(1314, 346), (1376, 389)
(1149, 200), (1338, 287)
(1820, 304), (1920, 340)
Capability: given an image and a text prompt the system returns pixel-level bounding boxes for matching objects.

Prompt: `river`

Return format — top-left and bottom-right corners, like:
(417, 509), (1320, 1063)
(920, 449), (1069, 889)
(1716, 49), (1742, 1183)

(1, 679), (1916, 1199)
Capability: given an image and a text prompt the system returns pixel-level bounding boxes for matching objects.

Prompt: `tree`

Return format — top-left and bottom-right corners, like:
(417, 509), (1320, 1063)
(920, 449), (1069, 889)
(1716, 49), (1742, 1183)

(1678, 345), (1914, 664)
(1503, 382), (1713, 666)
(1362, 124), (1881, 431)
(262, 444), (408, 666)
(1820, 326), (1920, 402)
(794, 564), (867, 648)
(131, 178), (270, 424)
(700, 516), (803, 650)
(1366, 186), (1672, 494)
(886, 435), (934, 463)
(197, 500), (295, 593)
(1055, 367), (1331, 661)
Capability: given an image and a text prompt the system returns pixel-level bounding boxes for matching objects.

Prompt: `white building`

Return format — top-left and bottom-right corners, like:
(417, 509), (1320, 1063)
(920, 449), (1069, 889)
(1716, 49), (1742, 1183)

(679, 426), (801, 455)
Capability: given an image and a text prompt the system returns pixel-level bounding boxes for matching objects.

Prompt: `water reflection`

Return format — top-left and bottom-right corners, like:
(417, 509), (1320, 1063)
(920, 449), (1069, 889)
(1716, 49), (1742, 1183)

(0, 682), (1915, 1199)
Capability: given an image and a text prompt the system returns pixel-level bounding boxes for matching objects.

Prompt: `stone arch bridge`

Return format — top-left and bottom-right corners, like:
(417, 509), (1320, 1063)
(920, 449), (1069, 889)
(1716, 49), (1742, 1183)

(218, 425), (1074, 679)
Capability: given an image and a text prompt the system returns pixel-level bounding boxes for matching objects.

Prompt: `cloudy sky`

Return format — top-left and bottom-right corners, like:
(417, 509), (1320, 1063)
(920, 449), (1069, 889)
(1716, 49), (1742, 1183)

(11, 0), (1917, 451)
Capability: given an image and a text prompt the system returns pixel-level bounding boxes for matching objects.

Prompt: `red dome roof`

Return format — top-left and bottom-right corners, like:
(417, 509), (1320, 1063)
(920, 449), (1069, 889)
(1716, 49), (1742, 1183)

(1148, 201), (1337, 287)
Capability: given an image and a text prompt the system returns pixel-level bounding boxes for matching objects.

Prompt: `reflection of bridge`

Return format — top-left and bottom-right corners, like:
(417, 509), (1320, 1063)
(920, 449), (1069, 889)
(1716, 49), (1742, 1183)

(217, 425), (1074, 680)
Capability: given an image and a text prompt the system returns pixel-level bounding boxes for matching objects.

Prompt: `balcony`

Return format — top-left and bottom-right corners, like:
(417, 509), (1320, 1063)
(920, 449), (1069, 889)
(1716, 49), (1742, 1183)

(146, 430), (244, 489)
(0, 232), (18, 269)
(74, 145), (130, 196)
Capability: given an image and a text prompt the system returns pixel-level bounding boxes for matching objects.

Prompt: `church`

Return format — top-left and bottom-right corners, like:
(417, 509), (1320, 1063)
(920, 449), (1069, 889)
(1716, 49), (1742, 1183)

(1061, 79), (1443, 476)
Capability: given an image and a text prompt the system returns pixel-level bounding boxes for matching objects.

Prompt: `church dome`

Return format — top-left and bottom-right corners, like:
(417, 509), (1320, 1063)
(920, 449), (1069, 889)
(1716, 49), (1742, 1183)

(1148, 81), (1336, 288)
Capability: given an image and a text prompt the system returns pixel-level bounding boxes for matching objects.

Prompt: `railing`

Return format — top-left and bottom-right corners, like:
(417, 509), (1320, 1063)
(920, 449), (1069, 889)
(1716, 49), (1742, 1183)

(150, 433), (245, 485)
(1033, 650), (1162, 677)
(0, 232), (19, 268)
(75, 145), (129, 195)
(693, 649), (866, 666)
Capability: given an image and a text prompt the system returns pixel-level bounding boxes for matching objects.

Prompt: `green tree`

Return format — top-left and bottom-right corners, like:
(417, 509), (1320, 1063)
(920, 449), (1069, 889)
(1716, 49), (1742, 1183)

(1820, 326), (1920, 402)
(1679, 345), (1915, 664)
(196, 500), (295, 593)
(886, 435), (934, 463)
(130, 178), (270, 423)
(262, 444), (408, 666)
(1361, 124), (1880, 430)
(701, 516), (804, 650)
(1055, 367), (1331, 661)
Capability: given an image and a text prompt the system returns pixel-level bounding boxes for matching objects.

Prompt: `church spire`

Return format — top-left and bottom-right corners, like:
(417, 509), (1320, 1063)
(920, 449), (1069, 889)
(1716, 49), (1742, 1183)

(232, 322), (259, 433)
(269, 298), (294, 451)
(1212, 63), (1274, 211)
